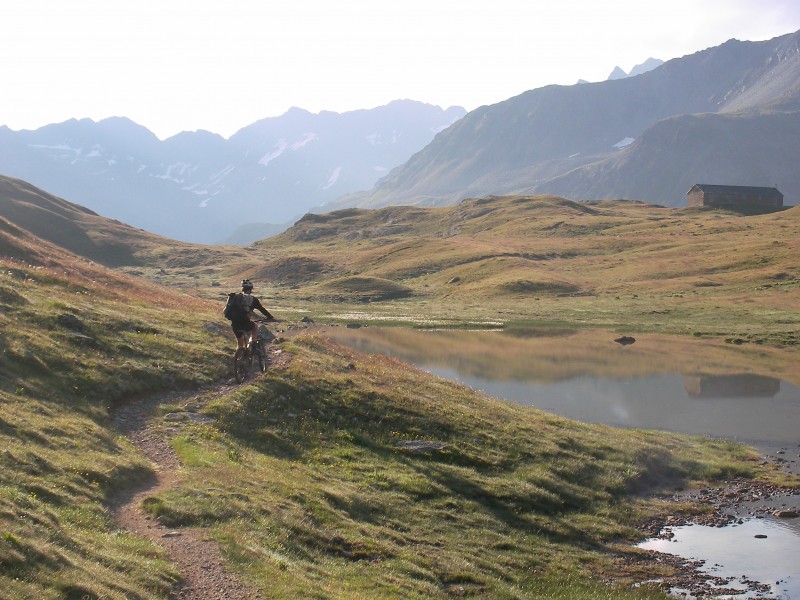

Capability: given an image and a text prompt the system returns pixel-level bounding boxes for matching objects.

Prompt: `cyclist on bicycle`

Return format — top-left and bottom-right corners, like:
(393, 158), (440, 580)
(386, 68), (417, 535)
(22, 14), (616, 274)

(227, 279), (276, 350)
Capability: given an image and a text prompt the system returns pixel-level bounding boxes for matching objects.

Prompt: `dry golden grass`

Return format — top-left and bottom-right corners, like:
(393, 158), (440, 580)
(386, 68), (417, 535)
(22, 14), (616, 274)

(233, 197), (799, 345)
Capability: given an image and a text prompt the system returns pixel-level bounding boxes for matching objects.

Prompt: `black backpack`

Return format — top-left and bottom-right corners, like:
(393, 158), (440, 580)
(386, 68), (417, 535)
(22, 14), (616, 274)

(223, 293), (245, 320)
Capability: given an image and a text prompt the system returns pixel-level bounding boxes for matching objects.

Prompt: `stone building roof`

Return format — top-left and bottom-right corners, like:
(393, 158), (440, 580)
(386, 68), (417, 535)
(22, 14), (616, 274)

(688, 184), (783, 197)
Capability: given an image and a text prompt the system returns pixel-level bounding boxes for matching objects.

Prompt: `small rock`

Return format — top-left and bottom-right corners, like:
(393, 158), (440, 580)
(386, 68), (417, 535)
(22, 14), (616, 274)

(161, 531), (182, 538)
(754, 534), (768, 539)
(57, 313), (85, 331)
(773, 510), (799, 519)
(164, 412), (188, 421)
(185, 413), (215, 424)
(395, 440), (449, 454)
(614, 336), (636, 345)
(66, 332), (96, 345)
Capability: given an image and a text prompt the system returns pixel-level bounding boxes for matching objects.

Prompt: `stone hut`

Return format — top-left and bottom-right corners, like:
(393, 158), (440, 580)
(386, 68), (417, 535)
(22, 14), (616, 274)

(687, 184), (783, 211)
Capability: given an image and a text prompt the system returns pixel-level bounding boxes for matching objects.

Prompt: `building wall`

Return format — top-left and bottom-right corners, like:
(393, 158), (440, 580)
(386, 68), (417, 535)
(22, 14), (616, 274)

(687, 189), (783, 209)
(687, 189), (705, 207)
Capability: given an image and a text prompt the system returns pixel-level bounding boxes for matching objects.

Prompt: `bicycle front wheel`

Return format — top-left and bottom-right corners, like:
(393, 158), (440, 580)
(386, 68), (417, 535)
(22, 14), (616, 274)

(233, 348), (250, 383)
(257, 346), (267, 373)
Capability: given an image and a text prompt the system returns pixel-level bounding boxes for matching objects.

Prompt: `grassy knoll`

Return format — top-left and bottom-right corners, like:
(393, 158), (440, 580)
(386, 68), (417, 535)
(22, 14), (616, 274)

(0, 224), (231, 598)
(223, 197), (800, 345)
(142, 333), (792, 599)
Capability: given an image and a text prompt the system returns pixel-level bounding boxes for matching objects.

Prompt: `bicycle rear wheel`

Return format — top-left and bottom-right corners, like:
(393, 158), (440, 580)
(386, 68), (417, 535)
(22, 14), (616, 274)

(233, 348), (250, 383)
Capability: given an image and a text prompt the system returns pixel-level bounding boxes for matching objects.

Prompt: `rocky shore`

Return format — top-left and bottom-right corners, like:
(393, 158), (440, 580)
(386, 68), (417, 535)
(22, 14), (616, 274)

(627, 451), (800, 599)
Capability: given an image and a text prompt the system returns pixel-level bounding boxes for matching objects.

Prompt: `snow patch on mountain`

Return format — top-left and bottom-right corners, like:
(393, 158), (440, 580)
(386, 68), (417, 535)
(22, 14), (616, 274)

(183, 183), (208, 196)
(209, 165), (235, 184)
(613, 137), (635, 149)
(28, 143), (80, 154)
(155, 162), (194, 183)
(291, 132), (317, 150)
(197, 190), (221, 208)
(323, 167), (341, 189)
(259, 140), (288, 166)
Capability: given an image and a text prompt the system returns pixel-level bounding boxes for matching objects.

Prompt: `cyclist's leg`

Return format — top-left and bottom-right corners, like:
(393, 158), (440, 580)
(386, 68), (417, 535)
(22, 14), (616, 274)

(232, 321), (248, 349)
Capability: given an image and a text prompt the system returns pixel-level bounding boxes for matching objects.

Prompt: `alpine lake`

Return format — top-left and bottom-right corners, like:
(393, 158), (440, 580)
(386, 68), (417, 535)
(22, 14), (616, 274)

(322, 325), (800, 599)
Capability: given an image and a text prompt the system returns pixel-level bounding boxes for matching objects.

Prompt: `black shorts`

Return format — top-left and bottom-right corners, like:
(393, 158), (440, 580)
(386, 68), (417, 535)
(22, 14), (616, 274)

(231, 319), (253, 337)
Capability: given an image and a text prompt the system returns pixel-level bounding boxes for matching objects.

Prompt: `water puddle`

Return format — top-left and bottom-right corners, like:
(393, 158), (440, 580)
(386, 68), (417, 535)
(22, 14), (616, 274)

(639, 517), (800, 599)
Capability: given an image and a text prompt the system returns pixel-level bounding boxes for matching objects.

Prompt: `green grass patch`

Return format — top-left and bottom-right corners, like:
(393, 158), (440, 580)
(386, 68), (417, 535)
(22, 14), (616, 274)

(142, 333), (782, 598)
(0, 256), (231, 598)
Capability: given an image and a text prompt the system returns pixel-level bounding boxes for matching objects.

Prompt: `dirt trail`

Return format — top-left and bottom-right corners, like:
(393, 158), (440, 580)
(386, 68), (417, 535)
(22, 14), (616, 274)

(108, 347), (289, 599)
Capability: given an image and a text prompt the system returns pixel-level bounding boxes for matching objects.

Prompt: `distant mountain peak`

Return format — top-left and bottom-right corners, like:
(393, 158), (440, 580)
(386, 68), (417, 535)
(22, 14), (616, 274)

(607, 58), (665, 81)
(607, 66), (628, 80)
(628, 57), (664, 77)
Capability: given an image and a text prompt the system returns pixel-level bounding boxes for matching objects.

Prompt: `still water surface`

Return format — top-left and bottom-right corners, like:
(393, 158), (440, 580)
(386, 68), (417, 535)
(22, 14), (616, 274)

(326, 327), (800, 456)
(639, 519), (800, 599)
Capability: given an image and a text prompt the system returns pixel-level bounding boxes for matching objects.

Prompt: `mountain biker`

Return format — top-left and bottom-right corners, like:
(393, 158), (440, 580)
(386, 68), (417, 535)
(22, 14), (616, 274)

(228, 279), (276, 350)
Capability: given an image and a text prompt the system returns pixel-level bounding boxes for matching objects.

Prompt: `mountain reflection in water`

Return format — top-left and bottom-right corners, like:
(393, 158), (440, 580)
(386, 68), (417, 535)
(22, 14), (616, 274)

(325, 327), (800, 454)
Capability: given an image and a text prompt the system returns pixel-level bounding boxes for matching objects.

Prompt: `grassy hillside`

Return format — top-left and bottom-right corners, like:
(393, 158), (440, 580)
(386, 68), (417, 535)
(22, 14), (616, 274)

(0, 174), (247, 271)
(243, 196), (800, 345)
(6, 176), (797, 347)
(1, 184), (798, 597)
(140, 332), (782, 599)
(0, 224), (231, 598)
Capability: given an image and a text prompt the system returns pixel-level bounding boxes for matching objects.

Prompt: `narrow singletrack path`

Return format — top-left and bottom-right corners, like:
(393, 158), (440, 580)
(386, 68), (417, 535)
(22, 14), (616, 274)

(108, 346), (289, 599)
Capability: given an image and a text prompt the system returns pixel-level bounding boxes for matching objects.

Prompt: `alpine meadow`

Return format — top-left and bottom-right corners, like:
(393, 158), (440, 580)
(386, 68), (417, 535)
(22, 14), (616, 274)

(2, 25), (800, 600)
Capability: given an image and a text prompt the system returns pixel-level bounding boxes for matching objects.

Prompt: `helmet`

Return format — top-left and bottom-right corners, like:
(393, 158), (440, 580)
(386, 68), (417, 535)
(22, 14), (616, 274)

(241, 278), (253, 291)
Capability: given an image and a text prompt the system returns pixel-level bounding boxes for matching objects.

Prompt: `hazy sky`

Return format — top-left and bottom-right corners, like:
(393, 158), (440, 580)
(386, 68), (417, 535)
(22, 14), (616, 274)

(3, 0), (800, 140)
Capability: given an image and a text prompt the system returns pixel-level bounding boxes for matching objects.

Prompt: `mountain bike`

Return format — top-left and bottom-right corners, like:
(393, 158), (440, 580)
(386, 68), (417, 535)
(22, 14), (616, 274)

(233, 318), (272, 383)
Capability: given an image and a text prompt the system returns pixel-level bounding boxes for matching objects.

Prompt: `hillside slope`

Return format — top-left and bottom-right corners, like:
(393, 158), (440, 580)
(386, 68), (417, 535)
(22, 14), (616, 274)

(338, 30), (800, 210)
(0, 208), (234, 597)
(0, 174), (246, 269)
(534, 111), (800, 203)
(251, 196), (800, 343)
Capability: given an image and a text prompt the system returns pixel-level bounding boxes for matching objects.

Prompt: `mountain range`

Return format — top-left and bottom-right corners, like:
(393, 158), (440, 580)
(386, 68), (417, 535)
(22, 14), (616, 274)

(2, 31), (798, 247)
(0, 101), (465, 243)
(337, 30), (800, 211)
